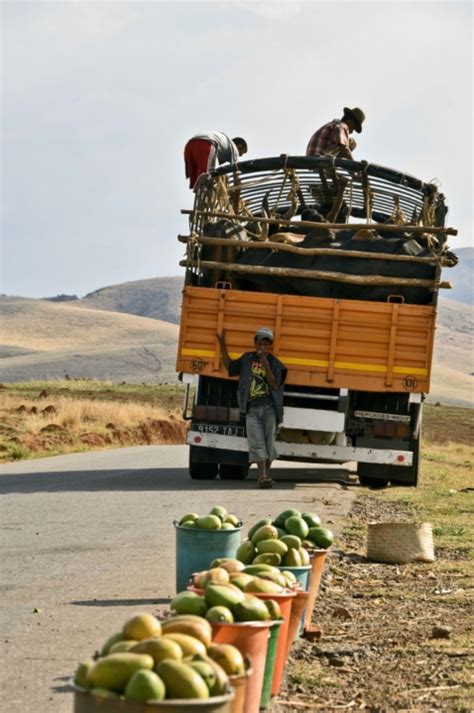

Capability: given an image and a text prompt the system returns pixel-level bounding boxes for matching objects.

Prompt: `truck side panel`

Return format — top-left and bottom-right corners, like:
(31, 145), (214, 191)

(176, 286), (436, 394)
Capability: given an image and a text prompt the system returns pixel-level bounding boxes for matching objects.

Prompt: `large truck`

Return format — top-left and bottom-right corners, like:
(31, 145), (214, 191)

(175, 156), (457, 488)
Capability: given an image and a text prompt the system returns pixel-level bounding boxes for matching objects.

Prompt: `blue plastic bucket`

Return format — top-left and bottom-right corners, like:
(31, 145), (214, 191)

(174, 522), (243, 593)
(278, 565), (311, 591)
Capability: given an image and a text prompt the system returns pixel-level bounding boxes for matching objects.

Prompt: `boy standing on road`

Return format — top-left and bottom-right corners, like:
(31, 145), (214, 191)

(217, 327), (287, 489)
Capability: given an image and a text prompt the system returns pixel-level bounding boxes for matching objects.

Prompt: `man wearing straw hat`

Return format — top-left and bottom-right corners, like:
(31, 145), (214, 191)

(306, 107), (366, 160)
(218, 327), (287, 489)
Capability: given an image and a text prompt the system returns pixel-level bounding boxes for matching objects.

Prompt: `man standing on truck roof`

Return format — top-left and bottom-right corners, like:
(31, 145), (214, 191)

(306, 107), (365, 160)
(184, 132), (248, 189)
(217, 327), (287, 489)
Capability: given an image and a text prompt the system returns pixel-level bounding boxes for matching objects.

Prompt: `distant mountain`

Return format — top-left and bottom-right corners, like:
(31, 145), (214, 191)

(441, 247), (473, 305)
(0, 297), (178, 383)
(69, 276), (184, 324)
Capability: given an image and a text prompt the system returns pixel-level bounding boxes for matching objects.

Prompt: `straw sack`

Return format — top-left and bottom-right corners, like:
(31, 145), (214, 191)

(367, 522), (435, 564)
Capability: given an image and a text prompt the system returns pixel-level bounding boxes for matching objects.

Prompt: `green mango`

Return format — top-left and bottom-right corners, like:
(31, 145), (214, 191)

(87, 653), (154, 692)
(258, 570), (288, 588)
(299, 547), (310, 565)
(236, 540), (256, 564)
(74, 659), (94, 689)
(282, 547), (303, 567)
(264, 599), (283, 620)
(130, 637), (183, 664)
(181, 520), (196, 528)
(108, 640), (138, 654)
(253, 552), (282, 566)
(284, 516), (309, 539)
(302, 512), (321, 528)
(280, 534), (302, 550)
(308, 526), (334, 549)
(280, 569), (297, 585)
(205, 605), (234, 623)
(247, 518), (272, 541)
(243, 564), (279, 575)
(171, 591), (207, 616)
(224, 514), (240, 526)
(275, 509), (301, 528)
(100, 632), (123, 657)
(251, 524), (279, 544)
(243, 577), (284, 594)
(209, 505), (228, 522)
(194, 654), (229, 696)
(229, 573), (255, 590)
(179, 512), (199, 525)
(188, 661), (217, 692)
(196, 515), (222, 530)
(204, 583), (245, 609)
(234, 595), (271, 622)
(155, 660), (210, 699)
(124, 670), (165, 702)
(256, 539), (288, 556)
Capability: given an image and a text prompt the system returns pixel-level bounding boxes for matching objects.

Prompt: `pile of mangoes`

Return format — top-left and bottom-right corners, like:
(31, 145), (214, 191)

(236, 509), (334, 568)
(172, 558), (290, 623)
(178, 505), (241, 530)
(74, 612), (244, 702)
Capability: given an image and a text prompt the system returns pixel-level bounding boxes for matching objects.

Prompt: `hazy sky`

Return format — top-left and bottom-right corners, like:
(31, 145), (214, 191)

(2, 0), (472, 298)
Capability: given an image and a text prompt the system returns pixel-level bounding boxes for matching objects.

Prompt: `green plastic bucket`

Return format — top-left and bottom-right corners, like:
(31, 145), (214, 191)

(174, 522), (243, 593)
(259, 620), (283, 709)
(278, 565), (311, 591)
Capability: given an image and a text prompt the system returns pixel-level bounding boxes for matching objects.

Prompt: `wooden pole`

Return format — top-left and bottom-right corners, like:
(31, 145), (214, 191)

(177, 235), (454, 266)
(179, 259), (452, 289)
(180, 209), (457, 235)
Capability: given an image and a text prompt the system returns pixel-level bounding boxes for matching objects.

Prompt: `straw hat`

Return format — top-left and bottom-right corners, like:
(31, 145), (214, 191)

(343, 107), (366, 133)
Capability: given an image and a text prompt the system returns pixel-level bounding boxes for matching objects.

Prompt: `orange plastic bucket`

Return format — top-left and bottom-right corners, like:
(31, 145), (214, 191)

(228, 657), (252, 713)
(303, 549), (328, 631)
(244, 590), (296, 696)
(210, 621), (273, 713)
(284, 589), (309, 660)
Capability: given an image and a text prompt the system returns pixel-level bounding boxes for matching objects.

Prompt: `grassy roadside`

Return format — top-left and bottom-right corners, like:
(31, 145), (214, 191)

(0, 380), (186, 462)
(282, 415), (473, 711)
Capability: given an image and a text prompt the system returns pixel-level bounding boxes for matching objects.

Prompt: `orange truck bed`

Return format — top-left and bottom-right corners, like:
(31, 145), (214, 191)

(176, 286), (436, 394)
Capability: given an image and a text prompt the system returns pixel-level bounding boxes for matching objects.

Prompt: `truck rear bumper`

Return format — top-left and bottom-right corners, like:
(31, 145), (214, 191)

(187, 431), (413, 467)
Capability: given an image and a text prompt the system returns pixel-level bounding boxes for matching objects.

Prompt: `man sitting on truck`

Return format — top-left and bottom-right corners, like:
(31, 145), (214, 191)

(217, 327), (287, 489)
(306, 107), (365, 160)
(184, 132), (248, 189)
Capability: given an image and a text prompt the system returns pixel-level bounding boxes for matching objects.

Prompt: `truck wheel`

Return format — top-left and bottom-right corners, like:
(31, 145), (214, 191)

(219, 464), (249, 480)
(189, 447), (218, 480)
(357, 463), (389, 489)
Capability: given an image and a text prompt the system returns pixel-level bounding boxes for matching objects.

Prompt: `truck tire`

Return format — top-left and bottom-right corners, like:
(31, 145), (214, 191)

(219, 464), (249, 480)
(357, 465), (389, 490)
(189, 446), (218, 480)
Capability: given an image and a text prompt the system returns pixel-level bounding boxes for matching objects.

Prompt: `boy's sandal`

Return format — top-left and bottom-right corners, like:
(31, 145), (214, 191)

(258, 476), (273, 489)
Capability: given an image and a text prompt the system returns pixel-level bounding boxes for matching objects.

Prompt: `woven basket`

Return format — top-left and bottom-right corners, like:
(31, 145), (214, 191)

(367, 522), (435, 564)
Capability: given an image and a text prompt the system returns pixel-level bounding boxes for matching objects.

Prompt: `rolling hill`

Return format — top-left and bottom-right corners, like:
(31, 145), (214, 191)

(1, 287), (472, 406)
(0, 297), (178, 383)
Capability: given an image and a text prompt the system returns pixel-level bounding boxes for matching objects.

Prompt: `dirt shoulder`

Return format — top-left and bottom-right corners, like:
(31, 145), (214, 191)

(0, 381), (187, 462)
(277, 437), (474, 711)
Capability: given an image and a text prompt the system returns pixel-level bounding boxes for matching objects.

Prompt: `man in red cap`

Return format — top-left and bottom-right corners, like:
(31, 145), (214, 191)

(306, 107), (366, 160)
(218, 327), (287, 489)
(184, 131), (248, 189)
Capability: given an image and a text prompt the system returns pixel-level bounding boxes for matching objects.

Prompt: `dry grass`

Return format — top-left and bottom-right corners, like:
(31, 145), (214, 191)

(0, 382), (187, 462)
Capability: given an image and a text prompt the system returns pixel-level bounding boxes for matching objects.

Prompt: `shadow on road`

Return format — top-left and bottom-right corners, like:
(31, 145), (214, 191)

(70, 597), (171, 607)
(0, 466), (353, 494)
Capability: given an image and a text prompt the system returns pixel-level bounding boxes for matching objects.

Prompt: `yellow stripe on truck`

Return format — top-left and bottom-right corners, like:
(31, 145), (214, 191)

(181, 349), (427, 377)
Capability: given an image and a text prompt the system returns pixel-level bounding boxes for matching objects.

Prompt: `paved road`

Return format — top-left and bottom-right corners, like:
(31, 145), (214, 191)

(0, 445), (357, 712)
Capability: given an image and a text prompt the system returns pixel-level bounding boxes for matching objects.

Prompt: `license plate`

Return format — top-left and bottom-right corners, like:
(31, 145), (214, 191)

(195, 424), (245, 436)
